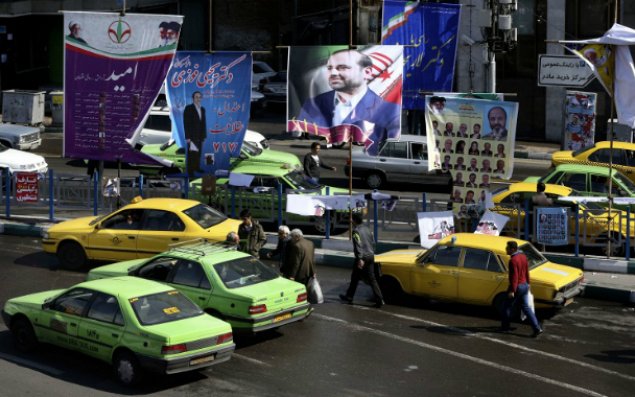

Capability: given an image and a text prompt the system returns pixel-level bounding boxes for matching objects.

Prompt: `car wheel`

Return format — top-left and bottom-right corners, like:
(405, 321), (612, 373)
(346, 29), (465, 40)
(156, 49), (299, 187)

(57, 241), (87, 270)
(379, 276), (404, 304)
(11, 317), (38, 353)
(313, 211), (335, 234)
(365, 172), (385, 189)
(113, 350), (142, 386)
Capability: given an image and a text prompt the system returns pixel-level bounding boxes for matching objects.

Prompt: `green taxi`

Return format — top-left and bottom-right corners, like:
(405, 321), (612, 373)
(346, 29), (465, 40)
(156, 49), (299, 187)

(2, 276), (235, 386)
(524, 164), (635, 210)
(139, 139), (301, 175)
(190, 162), (352, 232)
(87, 241), (311, 334)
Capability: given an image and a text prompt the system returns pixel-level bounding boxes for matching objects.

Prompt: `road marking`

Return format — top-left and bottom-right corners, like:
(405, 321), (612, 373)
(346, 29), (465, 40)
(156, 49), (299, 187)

(0, 352), (65, 377)
(314, 313), (610, 397)
(233, 353), (271, 367)
(361, 307), (635, 382)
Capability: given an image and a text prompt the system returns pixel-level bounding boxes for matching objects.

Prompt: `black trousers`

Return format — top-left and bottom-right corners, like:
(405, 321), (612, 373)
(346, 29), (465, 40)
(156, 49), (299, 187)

(345, 256), (384, 303)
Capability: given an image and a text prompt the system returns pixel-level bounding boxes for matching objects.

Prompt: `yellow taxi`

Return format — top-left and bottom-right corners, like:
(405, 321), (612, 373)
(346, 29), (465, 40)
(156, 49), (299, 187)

(376, 233), (584, 313)
(551, 141), (635, 183)
(42, 197), (240, 270)
(491, 182), (635, 256)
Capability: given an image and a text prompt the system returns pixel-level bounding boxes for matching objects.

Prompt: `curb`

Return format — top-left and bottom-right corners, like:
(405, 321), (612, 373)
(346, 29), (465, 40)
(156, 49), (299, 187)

(582, 284), (635, 303)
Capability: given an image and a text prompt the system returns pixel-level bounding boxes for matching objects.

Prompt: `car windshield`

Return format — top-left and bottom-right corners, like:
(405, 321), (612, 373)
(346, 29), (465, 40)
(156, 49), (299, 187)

(213, 256), (279, 289)
(183, 203), (227, 229)
(285, 170), (320, 190)
(519, 243), (548, 269)
(242, 140), (262, 156)
(129, 290), (203, 326)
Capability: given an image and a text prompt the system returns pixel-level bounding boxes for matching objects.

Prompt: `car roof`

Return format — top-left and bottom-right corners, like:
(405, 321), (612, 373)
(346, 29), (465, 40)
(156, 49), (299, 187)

(593, 141), (635, 150)
(385, 134), (427, 144)
(502, 182), (573, 196)
(437, 233), (527, 254)
(79, 276), (173, 298)
(553, 163), (627, 176)
(165, 241), (253, 263)
(124, 197), (201, 211)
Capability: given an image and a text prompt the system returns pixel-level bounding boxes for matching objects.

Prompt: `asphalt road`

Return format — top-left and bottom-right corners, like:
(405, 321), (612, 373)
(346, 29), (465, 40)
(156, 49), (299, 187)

(0, 235), (633, 396)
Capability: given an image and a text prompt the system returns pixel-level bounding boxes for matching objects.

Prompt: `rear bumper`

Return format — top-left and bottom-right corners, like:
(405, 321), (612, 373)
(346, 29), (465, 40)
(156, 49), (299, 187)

(137, 344), (235, 375)
(227, 303), (312, 334)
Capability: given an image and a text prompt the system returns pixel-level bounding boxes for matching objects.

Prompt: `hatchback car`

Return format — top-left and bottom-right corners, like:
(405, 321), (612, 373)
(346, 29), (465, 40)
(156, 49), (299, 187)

(2, 276), (235, 386)
(491, 182), (635, 256)
(87, 242), (311, 333)
(42, 197), (241, 270)
(524, 164), (635, 210)
(551, 141), (635, 183)
(376, 234), (584, 312)
(345, 134), (452, 193)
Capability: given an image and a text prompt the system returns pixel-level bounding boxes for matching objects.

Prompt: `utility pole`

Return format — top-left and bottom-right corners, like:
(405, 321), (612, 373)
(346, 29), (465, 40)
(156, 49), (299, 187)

(483, 0), (518, 93)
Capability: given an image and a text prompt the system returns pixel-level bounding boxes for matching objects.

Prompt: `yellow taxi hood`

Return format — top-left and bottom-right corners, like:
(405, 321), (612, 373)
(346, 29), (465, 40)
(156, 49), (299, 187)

(530, 261), (583, 289)
(47, 216), (100, 232)
(551, 150), (575, 165)
(375, 249), (427, 266)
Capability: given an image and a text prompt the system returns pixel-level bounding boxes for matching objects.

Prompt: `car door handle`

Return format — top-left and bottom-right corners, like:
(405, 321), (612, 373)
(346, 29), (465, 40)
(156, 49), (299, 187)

(128, 236), (135, 240)
(112, 333), (119, 338)
(414, 161), (421, 164)
(70, 323), (77, 327)
(198, 297), (206, 301)
(172, 238), (179, 241)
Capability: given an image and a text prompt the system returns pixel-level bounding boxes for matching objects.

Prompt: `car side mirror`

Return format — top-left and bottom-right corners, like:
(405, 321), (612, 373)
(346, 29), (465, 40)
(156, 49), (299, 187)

(42, 301), (52, 310)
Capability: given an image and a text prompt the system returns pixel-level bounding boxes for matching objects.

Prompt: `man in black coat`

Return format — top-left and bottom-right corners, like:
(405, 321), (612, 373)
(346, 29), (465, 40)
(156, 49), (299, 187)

(281, 228), (315, 286)
(183, 91), (206, 177)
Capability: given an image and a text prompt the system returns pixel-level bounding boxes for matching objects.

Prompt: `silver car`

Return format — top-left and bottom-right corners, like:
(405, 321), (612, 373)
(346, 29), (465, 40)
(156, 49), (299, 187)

(345, 135), (451, 193)
(0, 123), (41, 151)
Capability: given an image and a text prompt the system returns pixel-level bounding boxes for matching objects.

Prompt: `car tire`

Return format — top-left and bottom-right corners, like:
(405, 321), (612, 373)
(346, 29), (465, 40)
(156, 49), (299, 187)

(113, 350), (142, 386)
(601, 232), (625, 257)
(365, 172), (385, 189)
(313, 212), (335, 234)
(11, 317), (38, 353)
(379, 276), (404, 304)
(57, 241), (87, 270)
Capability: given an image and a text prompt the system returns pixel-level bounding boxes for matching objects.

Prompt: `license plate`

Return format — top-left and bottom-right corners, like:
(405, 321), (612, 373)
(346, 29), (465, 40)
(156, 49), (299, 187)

(273, 313), (292, 323)
(190, 355), (215, 366)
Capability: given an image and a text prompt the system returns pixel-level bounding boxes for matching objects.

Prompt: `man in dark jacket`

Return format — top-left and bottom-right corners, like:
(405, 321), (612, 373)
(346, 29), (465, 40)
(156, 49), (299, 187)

(182, 91), (206, 177)
(303, 142), (336, 184)
(237, 209), (266, 258)
(281, 228), (315, 285)
(339, 212), (385, 308)
(266, 225), (291, 269)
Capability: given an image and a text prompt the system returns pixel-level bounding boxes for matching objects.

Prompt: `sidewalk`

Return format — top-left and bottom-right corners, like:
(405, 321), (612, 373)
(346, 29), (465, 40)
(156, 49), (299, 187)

(2, 214), (634, 304)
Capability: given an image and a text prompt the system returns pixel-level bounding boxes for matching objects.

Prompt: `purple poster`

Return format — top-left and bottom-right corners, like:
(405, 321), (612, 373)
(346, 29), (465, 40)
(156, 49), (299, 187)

(63, 11), (182, 163)
(166, 52), (252, 176)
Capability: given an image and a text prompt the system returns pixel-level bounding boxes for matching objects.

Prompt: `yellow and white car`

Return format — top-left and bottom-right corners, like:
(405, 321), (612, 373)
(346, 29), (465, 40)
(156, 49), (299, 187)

(551, 141), (635, 183)
(42, 197), (240, 270)
(376, 233), (584, 312)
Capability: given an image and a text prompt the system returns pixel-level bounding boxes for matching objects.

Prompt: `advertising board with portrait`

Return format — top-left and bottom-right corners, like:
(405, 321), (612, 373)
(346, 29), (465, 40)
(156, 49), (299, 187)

(287, 45), (403, 155)
(425, 96), (519, 219)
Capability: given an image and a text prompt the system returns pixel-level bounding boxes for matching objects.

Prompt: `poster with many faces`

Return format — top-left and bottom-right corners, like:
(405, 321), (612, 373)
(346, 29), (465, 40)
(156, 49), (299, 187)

(425, 95), (519, 218)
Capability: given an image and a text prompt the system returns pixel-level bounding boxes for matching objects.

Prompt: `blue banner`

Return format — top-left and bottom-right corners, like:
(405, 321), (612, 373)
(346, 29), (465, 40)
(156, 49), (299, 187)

(166, 51), (252, 176)
(382, 1), (461, 109)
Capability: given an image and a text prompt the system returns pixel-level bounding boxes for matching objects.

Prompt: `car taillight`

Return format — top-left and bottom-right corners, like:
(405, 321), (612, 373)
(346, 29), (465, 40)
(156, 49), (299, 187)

(161, 343), (187, 355)
(297, 292), (307, 303)
(346, 158), (351, 166)
(216, 332), (233, 344)
(249, 304), (267, 314)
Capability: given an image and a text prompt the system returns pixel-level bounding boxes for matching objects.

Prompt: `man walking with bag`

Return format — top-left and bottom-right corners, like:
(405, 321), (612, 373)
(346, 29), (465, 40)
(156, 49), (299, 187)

(340, 212), (385, 308)
(281, 229), (315, 286)
(501, 240), (543, 337)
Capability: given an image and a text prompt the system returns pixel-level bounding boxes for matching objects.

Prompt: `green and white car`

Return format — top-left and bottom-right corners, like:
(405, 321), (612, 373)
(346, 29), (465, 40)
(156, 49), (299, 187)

(2, 276), (235, 386)
(191, 162), (353, 232)
(87, 242), (311, 334)
(138, 139), (301, 176)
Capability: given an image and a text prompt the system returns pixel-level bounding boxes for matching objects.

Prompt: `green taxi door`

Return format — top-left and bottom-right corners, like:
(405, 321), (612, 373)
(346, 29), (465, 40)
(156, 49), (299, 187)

(167, 260), (213, 309)
(38, 288), (92, 350)
(77, 293), (124, 360)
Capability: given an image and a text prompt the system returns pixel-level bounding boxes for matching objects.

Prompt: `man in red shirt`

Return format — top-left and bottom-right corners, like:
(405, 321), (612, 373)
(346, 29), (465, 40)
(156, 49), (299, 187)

(501, 240), (543, 337)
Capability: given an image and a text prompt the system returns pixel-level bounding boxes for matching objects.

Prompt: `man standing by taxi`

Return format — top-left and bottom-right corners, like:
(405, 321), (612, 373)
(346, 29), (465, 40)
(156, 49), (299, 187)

(501, 240), (543, 337)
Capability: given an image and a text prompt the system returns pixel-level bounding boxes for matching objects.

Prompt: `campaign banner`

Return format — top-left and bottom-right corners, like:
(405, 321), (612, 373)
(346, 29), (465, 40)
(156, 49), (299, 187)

(166, 52), (252, 176)
(381, 1), (461, 109)
(474, 210), (508, 236)
(426, 96), (519, 218)
(14, 172), (39, 203)
(287, 45), (403, 155)
(63, 11), (182, 163)
(563, 91), (597, 151)
(536, 207), (569, 246)
(286, 194), (367, 216)
(417, 210), (455, 248)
